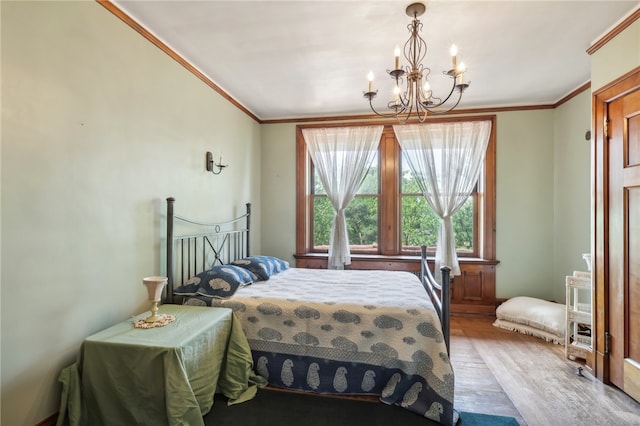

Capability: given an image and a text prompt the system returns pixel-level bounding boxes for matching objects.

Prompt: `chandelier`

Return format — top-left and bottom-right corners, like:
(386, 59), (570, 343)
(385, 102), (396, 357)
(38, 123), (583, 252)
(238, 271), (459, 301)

(363, 2), (469, 121)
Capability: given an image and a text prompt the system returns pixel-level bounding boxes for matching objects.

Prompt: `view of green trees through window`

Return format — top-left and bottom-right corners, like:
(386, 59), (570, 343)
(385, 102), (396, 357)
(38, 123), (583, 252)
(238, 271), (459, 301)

(312, 157), (379, 250)
(400, 196), (474, 251)
(313, 197), (379, 249)
(401, 166), (474, 252)
(312, 156), (474, 253)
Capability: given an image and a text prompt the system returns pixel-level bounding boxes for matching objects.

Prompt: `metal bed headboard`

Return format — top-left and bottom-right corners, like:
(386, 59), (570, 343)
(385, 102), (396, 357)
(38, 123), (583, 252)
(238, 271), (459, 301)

(420, 245), (451, 354)
(165, 197), (251, 303)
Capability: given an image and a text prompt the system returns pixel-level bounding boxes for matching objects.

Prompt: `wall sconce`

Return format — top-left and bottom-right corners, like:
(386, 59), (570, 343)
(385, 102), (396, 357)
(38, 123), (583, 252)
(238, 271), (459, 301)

(206, 151), (228, 175)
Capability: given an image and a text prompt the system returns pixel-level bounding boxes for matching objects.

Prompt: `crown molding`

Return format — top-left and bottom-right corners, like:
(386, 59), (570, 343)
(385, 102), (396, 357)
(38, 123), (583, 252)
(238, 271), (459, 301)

(587, 7), (640, 55)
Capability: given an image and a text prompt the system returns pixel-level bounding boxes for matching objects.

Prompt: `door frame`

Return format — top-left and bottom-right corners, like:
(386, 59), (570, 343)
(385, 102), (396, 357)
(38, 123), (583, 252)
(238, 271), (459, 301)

(592, 65), (640, 382)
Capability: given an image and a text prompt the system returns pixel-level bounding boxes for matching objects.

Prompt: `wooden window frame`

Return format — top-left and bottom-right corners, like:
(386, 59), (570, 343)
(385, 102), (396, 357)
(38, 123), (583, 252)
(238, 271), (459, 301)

(295, 116), (497, 262)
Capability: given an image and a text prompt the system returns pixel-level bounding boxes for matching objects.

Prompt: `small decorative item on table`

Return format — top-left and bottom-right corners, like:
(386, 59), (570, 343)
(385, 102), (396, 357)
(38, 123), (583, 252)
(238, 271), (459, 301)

(134, 276), (175, 329)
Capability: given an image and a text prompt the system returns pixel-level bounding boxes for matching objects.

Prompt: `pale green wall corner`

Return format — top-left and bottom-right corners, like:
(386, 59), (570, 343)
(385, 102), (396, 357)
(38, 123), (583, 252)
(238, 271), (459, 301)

(259, 123), (297, 265)
(552, 90), (592, 303)
(493, 109), (556, 299)
(1, 2), (261, 425)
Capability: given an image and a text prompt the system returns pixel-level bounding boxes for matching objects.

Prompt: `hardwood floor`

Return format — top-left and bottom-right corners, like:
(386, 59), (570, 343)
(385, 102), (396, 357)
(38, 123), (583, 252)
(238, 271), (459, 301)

(451, 315), (640, 425)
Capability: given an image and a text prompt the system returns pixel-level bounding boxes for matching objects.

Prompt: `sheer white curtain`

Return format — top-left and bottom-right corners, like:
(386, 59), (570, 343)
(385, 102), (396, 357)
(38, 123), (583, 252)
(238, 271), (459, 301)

(394, 121), (491, 278)
(302, 126), (383, 269)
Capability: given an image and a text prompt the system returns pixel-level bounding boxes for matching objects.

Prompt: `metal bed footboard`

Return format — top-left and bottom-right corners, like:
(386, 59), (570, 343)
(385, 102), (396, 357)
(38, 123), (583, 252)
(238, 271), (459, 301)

(420, 245), (451, 354)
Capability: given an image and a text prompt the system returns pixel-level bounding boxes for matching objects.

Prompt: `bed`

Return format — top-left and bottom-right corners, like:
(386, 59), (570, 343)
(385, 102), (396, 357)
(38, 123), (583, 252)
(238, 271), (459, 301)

(165, 197), (455, 425)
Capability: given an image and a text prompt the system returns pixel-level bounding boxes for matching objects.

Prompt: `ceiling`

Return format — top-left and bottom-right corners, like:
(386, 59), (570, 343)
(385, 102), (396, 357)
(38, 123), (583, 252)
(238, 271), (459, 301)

(112, 0), (639, 121)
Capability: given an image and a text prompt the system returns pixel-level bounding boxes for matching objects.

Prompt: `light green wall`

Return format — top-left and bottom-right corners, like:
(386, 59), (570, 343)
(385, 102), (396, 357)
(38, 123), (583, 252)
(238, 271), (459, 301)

(259, 123), (297, 265)
(259, 122), (296, 263)
(1, 2), (261, 425)
(494, 110), (556, 299)
(552, 90), (592, 303)
(591, 19), (640, 92)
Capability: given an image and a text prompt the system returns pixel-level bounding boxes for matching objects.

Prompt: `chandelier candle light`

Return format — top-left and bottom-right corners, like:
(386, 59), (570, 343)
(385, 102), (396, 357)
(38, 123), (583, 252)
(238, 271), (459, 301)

(364, 2), (469, 121)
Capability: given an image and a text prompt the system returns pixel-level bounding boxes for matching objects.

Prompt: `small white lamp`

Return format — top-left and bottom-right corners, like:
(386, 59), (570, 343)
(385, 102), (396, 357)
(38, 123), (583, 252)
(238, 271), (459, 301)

(142, 276), (168, 323)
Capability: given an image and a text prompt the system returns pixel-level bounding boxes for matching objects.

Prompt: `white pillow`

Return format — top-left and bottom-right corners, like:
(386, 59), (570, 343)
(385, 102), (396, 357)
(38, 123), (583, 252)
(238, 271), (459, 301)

(494, 296), (565, 339)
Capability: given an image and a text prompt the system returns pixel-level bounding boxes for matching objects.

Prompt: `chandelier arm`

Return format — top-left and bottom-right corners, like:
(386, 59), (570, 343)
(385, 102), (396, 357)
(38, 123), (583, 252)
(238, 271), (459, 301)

(424, 88), (465, 115)
(423, 78), (458, 109)
(367, 96), (407, 119)
(397, 97), (414, 123)
(398, 85), (428, 123)
(389, 71), (410, 109)
(411, 82), (430, 123)
(414, 99), (431, 122)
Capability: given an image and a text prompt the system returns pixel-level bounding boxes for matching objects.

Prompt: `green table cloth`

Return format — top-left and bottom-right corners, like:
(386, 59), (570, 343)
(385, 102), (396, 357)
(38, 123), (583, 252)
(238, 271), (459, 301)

(57, 305), (265, 426)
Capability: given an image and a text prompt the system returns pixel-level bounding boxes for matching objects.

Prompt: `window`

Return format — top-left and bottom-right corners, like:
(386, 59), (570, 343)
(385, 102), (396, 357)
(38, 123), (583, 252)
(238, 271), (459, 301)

(401, 166), (476, 254)
(296, 116), (496, 260)
(312, 155), (379, 252)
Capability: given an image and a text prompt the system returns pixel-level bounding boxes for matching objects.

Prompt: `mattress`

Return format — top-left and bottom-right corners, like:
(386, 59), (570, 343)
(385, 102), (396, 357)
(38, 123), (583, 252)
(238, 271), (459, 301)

(183, 268), (456, 425)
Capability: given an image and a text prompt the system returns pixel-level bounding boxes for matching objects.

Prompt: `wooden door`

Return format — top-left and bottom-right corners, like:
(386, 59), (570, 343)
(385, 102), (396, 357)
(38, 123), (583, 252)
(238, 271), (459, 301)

(594, 67), (640, 402)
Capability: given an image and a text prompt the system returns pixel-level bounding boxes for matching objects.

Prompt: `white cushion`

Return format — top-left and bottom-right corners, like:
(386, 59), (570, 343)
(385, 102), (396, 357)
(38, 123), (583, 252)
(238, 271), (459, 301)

(494, 296), (565, 341)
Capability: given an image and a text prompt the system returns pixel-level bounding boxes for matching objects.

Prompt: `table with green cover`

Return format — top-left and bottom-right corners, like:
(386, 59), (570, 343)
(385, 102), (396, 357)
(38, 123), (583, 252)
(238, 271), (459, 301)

(57, 305), (265, 426)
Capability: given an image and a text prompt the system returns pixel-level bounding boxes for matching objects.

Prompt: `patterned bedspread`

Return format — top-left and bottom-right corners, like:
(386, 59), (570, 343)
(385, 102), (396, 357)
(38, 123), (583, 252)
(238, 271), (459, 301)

(183, 268), (456, 425)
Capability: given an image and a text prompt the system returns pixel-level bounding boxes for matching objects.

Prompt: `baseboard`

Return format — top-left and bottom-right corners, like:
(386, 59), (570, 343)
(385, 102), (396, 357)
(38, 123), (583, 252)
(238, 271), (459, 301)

(451, 303), (496, 315)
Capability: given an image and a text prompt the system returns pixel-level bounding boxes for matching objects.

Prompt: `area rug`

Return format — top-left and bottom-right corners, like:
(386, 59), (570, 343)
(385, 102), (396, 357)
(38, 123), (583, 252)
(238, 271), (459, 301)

(203, 388), (520, 426)
(458, 411), (520, 426)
